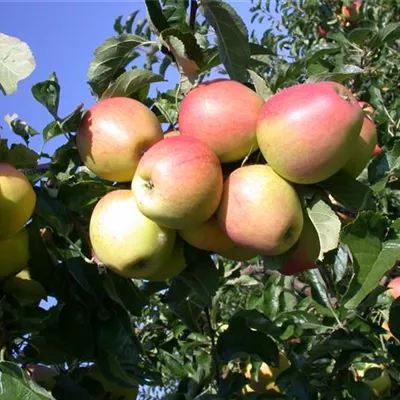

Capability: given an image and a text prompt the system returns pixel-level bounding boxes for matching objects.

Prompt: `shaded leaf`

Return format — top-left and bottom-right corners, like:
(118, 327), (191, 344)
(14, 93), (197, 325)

(31, 72), (60, 118)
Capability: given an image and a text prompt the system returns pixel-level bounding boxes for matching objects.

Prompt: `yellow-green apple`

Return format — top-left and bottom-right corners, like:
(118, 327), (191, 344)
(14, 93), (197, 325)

(242, 352), (290, 394)
(178, 79), (264, 163)
(372, 145), (382, 157)
(77, 97), (163, 182)
(26, 364), (59, 391)
(216, 165), (304, 255)
(0, 163), (36, 240)
(132, 136), (223, 229)
(343, 101), (377, 177)
(342, 1), (362, 22)
(89, 189), (176, 279)
(256, 81), (363, 184)
(388, 277), (400, 299)
(179, 215), (235, 253)
(146, 238), (187, 281)
(0, 228), (29, 280)
(354, 362), (391, 397)
(217, 246), (258, 261)
(279, 213), (320, 275)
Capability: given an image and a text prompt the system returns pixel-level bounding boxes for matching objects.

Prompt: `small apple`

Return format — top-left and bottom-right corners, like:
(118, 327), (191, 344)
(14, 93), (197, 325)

(0, 163), (36, 240)
(256, 81), (363, 184)
(0, 228), (29, 280)
(243, 352), (291, 394)
(279, 213), (320, 275)
(342, 1), (362, 22)
(146, 238), (187, 281)
(388, 277), (400, 299)
(132, 136), (223, 229)
(179, 215), (235, 253)
(354, 362), (391, 397)
(217, 165), (304, 256)
(89, 189), (176, 279)
(372, 145), (382, 157)
(343, 101), (377, 177)
(77, 97), (163, 182)
(318, 25), (329, 37)
(178, 79), (264, 163)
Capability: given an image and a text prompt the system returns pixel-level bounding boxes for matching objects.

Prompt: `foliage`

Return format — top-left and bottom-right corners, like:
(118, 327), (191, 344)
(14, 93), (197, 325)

(0, 0), (400, 399)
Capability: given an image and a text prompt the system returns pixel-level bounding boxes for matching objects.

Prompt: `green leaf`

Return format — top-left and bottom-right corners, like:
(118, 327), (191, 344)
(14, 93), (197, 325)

(4, 114), (39, 144)
(370, 22), (400, 49)
(201, 0), (250, 82)
(348, 28), (374, 45)
(0, 361), (55, 400)
(6, 144), (39, 168)
(247, 69), (272, 100)
(144, 0), (170, 34)
(307, 199), (341, 260)
(341, 211), (400, 310)
(0, 33), (36, 95)
(31, 72), (60, 118)
(163, 0), (189, 27)
(88, 34), (146, 97)
(318, 170), (375, 212)
(100, 68), (164, 100)
(307, 65), (363, 83)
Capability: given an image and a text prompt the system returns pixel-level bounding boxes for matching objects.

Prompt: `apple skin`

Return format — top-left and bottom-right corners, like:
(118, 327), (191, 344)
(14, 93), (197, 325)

(256, 81), (363, 184)
(355, 362), (391, 397)
(243, 352), (291, 394)
(372, 145), (382, 157)
(89, 189), (176, 279)
(179, 215), (235, 253)
(388, 277), (400, 299)
(343, 101), (377, 177)
(132, 136), (223, 229)
(0, 163), (36, 241)
(279, 213), (320, 275)
(178, 79), (264, 163)
(146, 238), (187, 281)
(318, 25), (329, 37)
(0, 228), (29, 280)
(216, 165), (304, 256)
(164, 128), (180, 138)
(342, 1), (362, 22)
(77, 97), (163, 182)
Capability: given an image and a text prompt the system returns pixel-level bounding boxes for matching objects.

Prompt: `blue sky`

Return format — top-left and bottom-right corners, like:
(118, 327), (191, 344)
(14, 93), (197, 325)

(0, 1), (262, 157)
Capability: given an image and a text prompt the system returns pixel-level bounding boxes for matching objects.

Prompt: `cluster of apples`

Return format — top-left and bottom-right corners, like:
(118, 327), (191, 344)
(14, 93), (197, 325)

(78, 78), (378, 280)
(0, 163), (36, 280)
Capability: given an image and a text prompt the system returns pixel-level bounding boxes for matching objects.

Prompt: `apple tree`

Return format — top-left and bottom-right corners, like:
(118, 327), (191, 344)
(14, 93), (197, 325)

(0, 0), (399, 399)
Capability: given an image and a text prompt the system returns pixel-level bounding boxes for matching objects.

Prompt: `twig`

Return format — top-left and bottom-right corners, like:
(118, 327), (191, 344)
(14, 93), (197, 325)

(205, 308), (220, 386)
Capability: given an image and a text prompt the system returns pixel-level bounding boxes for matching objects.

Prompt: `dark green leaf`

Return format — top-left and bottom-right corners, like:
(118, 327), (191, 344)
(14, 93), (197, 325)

(144, 0), (170, 33)
(4, 114), (39, 144)
(370, 22), (400, 49)
(6, 144), (39, 168)
(31, 72), (60, 118)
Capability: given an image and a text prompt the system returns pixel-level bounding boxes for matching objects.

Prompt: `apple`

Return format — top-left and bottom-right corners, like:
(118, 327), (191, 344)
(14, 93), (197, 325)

(0, 228), (29, 280)
(216, 165), (304, 256)
(164, 128), (180, 137)
(178, 79), (264, 163)
(77, 97), (163, 182)
(89, 189), (176, 279)
(318, 25), (329, 37)
(388, 277), (400, 299)
(81, 366), (138, 400)
(279, 213), (321, 275)
(343, 101), (377, 177)
(354, 362), (391, 397)
(179, 215), (235, 253)
(26, 364), (59, 391)
(3, 268), (47, 306)
(372, 144), (382, 157)
(342, 1), (362, 22)
(132, 136), (223, 229)
(0, 163), (36, 240)
(146, 238), (187, 281)
(217, 246), (258, 261)
(256, 81), (363, 184)
(243, 352), (291, 394)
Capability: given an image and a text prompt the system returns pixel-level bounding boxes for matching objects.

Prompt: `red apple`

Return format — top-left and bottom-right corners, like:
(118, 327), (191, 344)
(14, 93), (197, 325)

(343, 101), (377, 177)
(216, 165), (304, 256)
(77, 97), (163, 182)
(178, 79), (264, 163)
(256, 81), (363, 184)
(342, 1), (362, 22)
(372, 145), (382, 157)
(279, 213), (320, 275)
(318, 26), (329, 38)
(132, 136), (223, 229)
(179, 215), (235, 253)
(388, 277), (400, 299)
